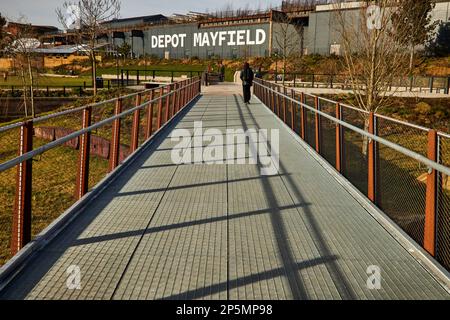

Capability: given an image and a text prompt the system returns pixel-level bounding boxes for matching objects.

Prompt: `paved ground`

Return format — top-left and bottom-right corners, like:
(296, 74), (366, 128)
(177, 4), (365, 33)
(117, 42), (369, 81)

(1, 84), (449, 300)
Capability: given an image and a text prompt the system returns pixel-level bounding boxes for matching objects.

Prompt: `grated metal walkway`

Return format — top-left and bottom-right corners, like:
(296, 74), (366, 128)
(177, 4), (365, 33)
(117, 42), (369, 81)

(1, 84), (449, 300)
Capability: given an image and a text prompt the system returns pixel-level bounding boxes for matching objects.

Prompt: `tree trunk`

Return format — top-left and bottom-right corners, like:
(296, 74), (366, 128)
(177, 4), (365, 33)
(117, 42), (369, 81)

(27, 56), (35, 118)
(20, 68), (28, 118)
(409, 46), (415, 75)
(91, 50), (97, 96)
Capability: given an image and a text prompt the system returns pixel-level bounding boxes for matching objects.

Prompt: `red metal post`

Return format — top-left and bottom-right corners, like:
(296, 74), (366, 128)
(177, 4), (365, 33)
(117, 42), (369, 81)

(335, 103), (342, 173)
(424, 129), (438, 256)
(173, 83), (179, 114)
(157, 87), (164, 129)
(75, 106), (92, 200)
(270, 84), (275, 112)
(290, 89), (295, 131)
(165, 85), (171, 123)
(283, 87), (287, 123)
(130, 94), (141, 153)
(368, 112), (376, 202)
(11, 120), (33, 254)
(314, 96), (320, 153)
(109, 98), (122, 172)
(300, 92), (306, 140)
(145, 90), (154, 140)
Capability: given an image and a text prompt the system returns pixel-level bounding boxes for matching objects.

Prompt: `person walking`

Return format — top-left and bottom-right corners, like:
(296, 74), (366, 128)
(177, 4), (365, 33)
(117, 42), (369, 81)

(240, 62), (254, 104)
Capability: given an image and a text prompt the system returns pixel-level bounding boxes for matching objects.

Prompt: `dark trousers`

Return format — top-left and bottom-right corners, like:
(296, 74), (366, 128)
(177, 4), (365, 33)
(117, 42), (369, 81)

(243, 85), (251, 103)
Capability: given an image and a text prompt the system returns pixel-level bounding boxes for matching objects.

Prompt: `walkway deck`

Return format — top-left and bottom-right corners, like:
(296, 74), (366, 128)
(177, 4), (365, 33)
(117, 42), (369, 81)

(1, 84), (449, 300)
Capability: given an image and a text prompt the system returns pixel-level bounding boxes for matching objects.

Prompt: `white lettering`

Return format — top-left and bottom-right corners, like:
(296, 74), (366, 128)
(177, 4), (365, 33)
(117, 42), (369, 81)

(256, 29), (266, 45)
(236, 30), (246, 45)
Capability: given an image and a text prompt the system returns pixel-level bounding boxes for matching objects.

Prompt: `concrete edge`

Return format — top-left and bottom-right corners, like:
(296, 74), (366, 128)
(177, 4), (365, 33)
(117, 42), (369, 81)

(252, 94), (450, 295)
(0, 94), (201, 293)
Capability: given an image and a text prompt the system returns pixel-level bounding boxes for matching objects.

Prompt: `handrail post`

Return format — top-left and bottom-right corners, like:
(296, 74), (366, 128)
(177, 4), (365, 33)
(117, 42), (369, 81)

(75, 106), (92, 200)
(300, 92), (306, 140)
(270, 84), (275, 112)
(165, 85), (172, 123)
(424, 129), (438, 256)
(283, 87), (287, 123)
(109, 98), (122, 172)
(368, 112), (376, 202)
(145, 90), (154, 140)
(157, 86), (164, 129)
(173, 83), (179, 114)
(314, 96), (320, 153)
(335, 103), (342, 173)
(290, 89), (295, 131)
(11, 120), (33, 255)
(130, 93), (141, 153)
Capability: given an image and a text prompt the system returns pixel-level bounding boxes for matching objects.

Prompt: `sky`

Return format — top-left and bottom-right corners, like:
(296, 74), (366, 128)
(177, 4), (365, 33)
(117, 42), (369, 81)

(0, 0), (281, 27)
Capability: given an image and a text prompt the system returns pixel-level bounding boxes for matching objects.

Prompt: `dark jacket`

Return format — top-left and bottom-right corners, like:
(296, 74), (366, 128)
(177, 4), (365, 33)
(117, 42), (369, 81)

(240, 68), (254, 86)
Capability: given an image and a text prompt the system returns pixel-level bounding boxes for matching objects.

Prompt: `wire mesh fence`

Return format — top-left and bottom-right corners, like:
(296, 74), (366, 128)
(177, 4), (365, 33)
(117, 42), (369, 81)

(341, 107), (368, 196)
(318, 99), (336, 168)
(375, 117), (429, 245)
(437, 134), (450, 270)
(0, 167), (15, 266)
(254, 79), (450, 272)
(304, 94), (316, 150)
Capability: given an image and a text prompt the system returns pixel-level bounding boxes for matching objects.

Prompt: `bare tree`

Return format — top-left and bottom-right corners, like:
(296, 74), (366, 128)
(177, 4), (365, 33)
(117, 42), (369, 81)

(57, 0), (121, 96)
(332, 0), (411, 153)
(7, 20), (41, 118)
(392, 0), (437, 74)
(273, 11), (305, 85)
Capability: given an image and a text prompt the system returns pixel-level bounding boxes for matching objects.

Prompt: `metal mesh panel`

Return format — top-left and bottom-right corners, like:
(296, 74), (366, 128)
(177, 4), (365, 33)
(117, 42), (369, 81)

(319, 100), (336, 168)
(0, 167), (15, 266)
(0, 125), (19, 266)
(437, 135), (450, 270)
(376, 116), (428, 157)
(377, 144), (427, 246)
(375, 117), (428, 246)
(304, 94), (316, 149)
(305, 109), (316, 150)
(31, 142), (78, 238)
(341, 107), (368, 195)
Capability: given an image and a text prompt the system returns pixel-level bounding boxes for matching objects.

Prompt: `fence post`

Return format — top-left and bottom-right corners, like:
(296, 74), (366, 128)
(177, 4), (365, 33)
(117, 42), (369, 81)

(157, 87), (164, 129)
(335, 103), (342, 173)
(165, 85), (171, 123)
(429, 76), (434, 93)
(145, 90), (155, 140)
(283, 87), (287, 123)
(137, 70), (140, 84)
(314, 96), (320, 153)
(75, 106), (92, 200)
(11, 120), (33, 255)
(131, 94), (141, 153)
(300, 92), (306, 140)
(424, 129), (438, 256)
(290, 89), (295, 131)
(109, 98), (122, 172)
(270, 84), (275, 113)
(368, 112), (376, 202)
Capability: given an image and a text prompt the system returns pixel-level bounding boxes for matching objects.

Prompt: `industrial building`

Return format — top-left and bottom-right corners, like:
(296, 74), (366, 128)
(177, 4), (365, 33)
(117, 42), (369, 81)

(39, 1), (450, 59)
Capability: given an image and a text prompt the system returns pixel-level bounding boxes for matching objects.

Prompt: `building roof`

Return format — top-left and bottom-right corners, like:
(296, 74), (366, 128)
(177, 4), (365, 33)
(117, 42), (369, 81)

(104, 14), (168, 25)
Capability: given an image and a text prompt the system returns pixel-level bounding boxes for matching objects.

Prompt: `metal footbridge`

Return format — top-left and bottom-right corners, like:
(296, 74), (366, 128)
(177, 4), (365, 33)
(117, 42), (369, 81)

(0, 79), (449, 300)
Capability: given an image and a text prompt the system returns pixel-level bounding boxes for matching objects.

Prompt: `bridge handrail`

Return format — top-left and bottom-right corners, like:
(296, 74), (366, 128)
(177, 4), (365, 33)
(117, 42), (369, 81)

(0, 89), (155, 134)
(254, 78), (450, 177)
(0, 79), (201, 174)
